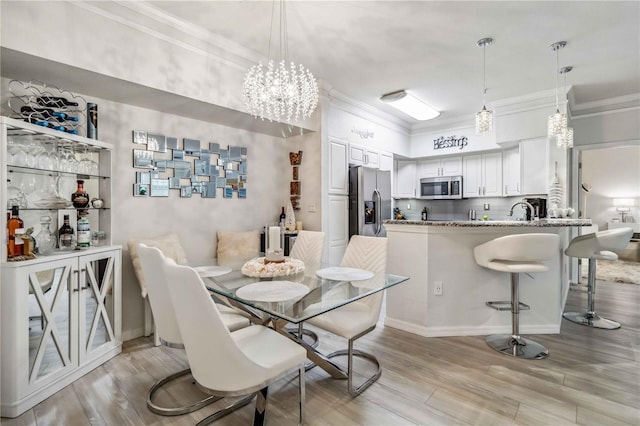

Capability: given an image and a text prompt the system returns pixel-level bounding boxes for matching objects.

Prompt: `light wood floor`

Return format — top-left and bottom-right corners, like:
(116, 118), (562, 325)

(2, 279), (639, 426)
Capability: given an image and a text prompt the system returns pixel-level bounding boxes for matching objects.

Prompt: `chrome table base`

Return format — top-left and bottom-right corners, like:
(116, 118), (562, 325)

(486, 334), (549, 360)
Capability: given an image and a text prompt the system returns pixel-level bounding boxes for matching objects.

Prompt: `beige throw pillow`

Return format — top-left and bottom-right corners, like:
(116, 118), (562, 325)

(128, 233), (188, 298)
(216, 230), (260, 266)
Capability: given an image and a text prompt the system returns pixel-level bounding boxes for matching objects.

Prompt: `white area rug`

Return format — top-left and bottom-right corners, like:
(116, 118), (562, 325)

(582, 259), (640, 284)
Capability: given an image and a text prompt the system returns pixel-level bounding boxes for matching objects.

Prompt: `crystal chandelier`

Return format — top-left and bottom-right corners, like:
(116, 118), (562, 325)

(556, 66), (574, 148)
(548, 41), (568, 142)
(475, 37), (494, 135)
(242, 1), (318, 123)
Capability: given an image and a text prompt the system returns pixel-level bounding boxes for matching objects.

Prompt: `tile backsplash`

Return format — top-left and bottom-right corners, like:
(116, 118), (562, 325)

(395, 196), (540, 221)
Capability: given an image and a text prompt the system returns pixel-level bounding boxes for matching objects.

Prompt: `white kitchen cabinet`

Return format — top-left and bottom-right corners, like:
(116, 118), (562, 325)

(463, 152), (503, 198)
(417, 156), (462, 178)
(328, 138), (349, 195)
(379, 151), (393, 172)
(348, 143), (380, 168)
(503, 146), (521, 196)
(520, 138), (549, 195)
(395, 160), (416, 198)
(1, 247), (122, 417)
(327, 195), (348, 265)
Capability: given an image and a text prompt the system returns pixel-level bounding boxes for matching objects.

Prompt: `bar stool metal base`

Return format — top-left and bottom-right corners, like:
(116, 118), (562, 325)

(563, 312), (621, 329)
(485, 334), (549, 360)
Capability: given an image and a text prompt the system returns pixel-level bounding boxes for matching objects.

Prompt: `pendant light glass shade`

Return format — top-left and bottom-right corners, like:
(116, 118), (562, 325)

(242, 1), (318, 123)
(548, 41), (568, 141)
(557, 126), (573, 148)
(475, 38), (494, 135)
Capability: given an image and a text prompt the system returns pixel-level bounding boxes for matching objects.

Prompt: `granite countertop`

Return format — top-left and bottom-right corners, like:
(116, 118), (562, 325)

(384, 219), (592, 227)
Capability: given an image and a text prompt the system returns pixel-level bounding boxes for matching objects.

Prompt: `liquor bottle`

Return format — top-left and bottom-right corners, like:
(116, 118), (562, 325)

(76, 212), (91, 250)
(36, 96), (79, 108)
(71, 180), (90, 209)
(58, 214), (76, 250)
(7, 205), (25, 257)
(279, 206), (286, 227)
(421, 207), (428, 221)
(87, 103), (98, 139)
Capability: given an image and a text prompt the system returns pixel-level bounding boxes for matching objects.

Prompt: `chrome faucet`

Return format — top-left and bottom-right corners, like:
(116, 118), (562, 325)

(508, 201), (536, 220)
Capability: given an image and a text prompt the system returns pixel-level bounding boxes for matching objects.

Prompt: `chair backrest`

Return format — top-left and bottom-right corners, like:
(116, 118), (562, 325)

(289, 230), (325, 275)
(340, 235), (388, 324)
(565, 227), (633, 258)
(474, 233), (559, 268)
(137, 243), (182, 345)
(162, 258), (272, 392)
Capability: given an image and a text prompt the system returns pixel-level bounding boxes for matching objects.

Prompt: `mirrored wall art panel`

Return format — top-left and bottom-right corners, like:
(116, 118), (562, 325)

(168, 177), (181, 189)
(180, 186), (192, 198)
(166, 137), (179, 150)
(133, 183), (148, 196)
(133, 130), (147, 144)
(131, 129), (248, 200)
(183, 138), (200, 155)
(150, 179), (169, 197)
(133, 149), (154, 169)
(147, 133), (167, 153)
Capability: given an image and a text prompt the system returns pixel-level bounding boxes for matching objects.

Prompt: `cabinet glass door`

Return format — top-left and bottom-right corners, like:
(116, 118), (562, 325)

(79, 251), (117, 360)
(27, 259), (76, 384)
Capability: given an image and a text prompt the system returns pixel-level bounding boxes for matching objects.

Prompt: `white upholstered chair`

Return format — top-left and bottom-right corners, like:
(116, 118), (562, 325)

(137, 244), (250, 417)
(306, 235), (387, 397)
(563, 227), (633, 329)
(162, 258), (307, 426)
(289, 230), (325, 276)
(474, 233), (559, 359)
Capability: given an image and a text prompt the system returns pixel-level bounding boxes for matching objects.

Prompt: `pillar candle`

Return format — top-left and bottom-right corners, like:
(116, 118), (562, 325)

(268, 226), (281, 251)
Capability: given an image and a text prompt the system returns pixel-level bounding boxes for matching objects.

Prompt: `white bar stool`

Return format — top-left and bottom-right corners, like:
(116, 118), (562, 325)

(474, 233), (559, 359)
(563, 227), (633, 329)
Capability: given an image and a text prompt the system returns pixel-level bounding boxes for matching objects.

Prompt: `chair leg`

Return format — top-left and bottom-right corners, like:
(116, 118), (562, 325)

(485, 273), (549, 360)
(195, 393), (256, 426)
(325, 327), (381, 397)
(147, 368), (220, 415)
(563, 258), (621, 329)
(299, 365), (305, 426)
(253, 387), (268, 426)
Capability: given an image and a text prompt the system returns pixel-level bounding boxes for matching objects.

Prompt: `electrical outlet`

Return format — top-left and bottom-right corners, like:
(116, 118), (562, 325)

(307, 203), (317, 213)
(434, 281), (443, 296)
(407, 203), (411, 210)
(484, 203), (490, 211)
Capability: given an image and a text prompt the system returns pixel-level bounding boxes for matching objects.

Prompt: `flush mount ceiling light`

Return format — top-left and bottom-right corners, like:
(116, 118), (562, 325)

(475, 37), (494, 135)
(379, 90), (440, 121)
(556, 66), (574, 148)
(242, 0), (318, 123)
(548, 41), (568, 142)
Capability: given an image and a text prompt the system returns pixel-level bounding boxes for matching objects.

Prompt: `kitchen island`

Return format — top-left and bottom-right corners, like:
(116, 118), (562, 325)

(383, 219), (591, 337)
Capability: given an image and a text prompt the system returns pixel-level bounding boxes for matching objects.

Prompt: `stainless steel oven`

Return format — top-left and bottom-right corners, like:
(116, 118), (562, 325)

(419, 176), (463, 200)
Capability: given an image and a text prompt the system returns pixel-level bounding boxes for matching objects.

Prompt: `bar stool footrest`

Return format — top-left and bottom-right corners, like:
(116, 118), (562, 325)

(485, 301), (530, 311)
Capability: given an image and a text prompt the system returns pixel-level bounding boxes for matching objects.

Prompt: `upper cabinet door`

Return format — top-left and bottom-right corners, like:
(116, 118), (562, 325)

(348, 144), (366, 166)
(329, 138), (349, 195)
(503, 147), (521, 196)
(441, 156), (462, 176)
(482, 152), (503, 197)
(365, 148), (380, 169)
(395, 160), (416, 198)
(520, 138), (549, 195)
(379, 151), (393, 172)
(463, 155), (482, 198)
(417, 159), (441, 178)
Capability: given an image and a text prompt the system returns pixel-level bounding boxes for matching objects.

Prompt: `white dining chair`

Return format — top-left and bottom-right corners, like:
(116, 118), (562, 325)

(306, 235), (388, 397)
(162, 258), (307, 426)
(289, 230), (325, 276)
(137, 244), (251, 417)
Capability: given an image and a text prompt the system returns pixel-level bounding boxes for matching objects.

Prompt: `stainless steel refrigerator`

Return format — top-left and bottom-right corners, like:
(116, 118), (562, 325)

(349, 165), (392, 237)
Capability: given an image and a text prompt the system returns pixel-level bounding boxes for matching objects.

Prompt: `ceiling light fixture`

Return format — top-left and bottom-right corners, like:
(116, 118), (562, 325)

(475, 37), (494, 135)
(556, 66), (574, 148)
(242, 0), (318, 123)
(548, 41), (568, 142)
(379, 90), (440, 121)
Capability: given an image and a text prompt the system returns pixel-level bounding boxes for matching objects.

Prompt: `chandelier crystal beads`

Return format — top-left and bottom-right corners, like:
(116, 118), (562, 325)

(242, 1), (318, 123)
(548, 41), (568, 143)
(475, 37), (494, 135)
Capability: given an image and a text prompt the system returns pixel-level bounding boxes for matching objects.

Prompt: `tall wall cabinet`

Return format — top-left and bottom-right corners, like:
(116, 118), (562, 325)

(1, 117), (122, 417)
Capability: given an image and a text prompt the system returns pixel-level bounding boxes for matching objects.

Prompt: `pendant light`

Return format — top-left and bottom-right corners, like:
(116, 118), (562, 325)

(242, 0), (318, 123)
(548, 41), (567, 142)
(556, 66), (574, 148)
(475, 37), (494, 135)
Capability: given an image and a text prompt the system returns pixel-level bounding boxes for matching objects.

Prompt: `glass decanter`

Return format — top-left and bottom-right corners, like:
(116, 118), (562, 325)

(35, 215), (57, 255)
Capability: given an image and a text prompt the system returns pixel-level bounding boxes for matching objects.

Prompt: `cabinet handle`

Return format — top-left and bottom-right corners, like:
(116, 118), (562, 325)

(478, 186), (481, 196)
(483, 186), (486, 196)
(505, 185), (508, 194)
(517, 182), (520, 192)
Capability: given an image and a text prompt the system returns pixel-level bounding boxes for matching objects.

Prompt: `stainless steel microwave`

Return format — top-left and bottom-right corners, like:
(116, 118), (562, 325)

(419, 176), (463, 199)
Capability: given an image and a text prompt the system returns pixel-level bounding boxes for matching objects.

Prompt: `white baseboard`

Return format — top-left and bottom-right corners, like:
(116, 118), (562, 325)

(384, 317), (560, 337)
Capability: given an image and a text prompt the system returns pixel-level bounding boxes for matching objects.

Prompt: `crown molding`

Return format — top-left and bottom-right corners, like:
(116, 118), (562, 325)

(569, 93), (640, 117)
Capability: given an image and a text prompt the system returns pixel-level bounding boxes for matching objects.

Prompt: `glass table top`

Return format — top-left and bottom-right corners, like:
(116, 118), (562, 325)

(202, 261), (409, 324)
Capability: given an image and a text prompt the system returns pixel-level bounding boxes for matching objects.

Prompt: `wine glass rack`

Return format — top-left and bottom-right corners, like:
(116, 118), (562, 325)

(6, 80), (87, 137)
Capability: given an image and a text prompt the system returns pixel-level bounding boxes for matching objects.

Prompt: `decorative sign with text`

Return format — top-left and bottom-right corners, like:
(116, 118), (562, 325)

(434, 135), (468, 150)
(351, 125), (375, 140)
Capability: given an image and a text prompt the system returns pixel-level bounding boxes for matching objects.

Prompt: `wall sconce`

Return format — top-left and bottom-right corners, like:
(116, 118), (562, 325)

(613, 198), (635, 222)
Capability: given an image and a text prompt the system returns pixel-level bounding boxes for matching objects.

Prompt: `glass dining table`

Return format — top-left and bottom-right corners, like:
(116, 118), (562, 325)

(201, 259), (409, 380)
